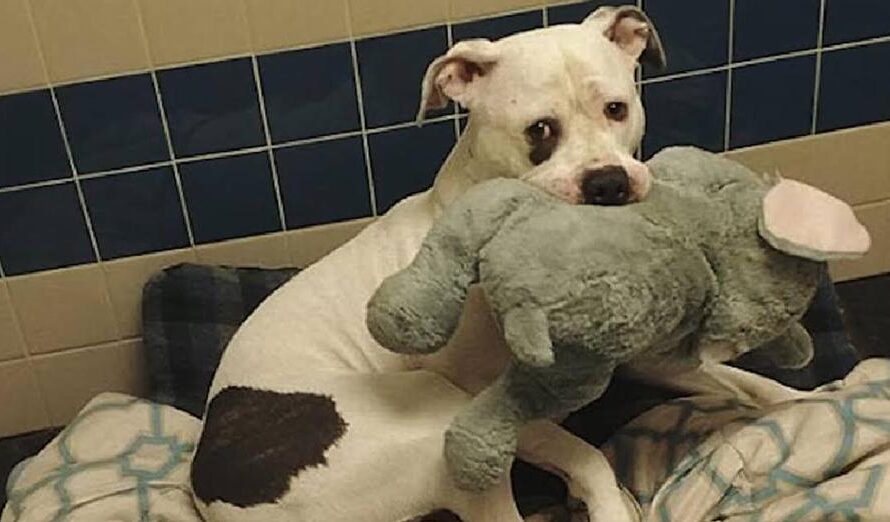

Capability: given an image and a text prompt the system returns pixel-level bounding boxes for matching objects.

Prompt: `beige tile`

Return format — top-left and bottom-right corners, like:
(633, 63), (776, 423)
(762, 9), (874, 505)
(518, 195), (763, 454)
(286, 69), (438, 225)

(104, 249), (196, 338)
(115, 338), (148, 399)
(287, 218), (375, 268)
(29, 0), (149, 84)
(0, 360), (51, 437)
(830, 200), (890, 282)
(0, 282), (27, 362)
(33, 340), (145, 425)
(450, 0), (541, 21)
(196, 233), (292, 269)
(0, 0), (47, 94)
(245, 0), (350, 52)
(349, 0), (447, 36)
(726, 122), (890, 207)
(138, 0), (251, 67)
(7, 265), (119, 355)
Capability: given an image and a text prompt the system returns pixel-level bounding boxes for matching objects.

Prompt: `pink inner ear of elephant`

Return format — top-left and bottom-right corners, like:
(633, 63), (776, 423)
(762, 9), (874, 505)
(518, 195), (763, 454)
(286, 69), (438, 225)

(762, 179), (871, 257)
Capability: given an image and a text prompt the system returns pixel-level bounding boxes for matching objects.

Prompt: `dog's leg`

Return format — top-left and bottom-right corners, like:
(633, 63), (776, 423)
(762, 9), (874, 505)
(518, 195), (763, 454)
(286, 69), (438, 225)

(518, 421), (639, 522)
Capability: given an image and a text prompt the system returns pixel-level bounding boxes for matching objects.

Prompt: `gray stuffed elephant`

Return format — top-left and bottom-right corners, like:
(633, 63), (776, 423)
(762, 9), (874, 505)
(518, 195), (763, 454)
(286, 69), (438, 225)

(365, 146), (870, 492)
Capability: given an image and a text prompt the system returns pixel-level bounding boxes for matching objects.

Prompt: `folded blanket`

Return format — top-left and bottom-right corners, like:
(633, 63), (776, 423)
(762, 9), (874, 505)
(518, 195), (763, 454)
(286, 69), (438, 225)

(2, 394), (201, 522)
(604, 359), (890, 521)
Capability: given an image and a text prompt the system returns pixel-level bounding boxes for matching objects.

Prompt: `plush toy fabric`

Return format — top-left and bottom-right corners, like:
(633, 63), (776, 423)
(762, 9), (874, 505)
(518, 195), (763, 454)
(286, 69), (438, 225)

(365, 146), (870, 492)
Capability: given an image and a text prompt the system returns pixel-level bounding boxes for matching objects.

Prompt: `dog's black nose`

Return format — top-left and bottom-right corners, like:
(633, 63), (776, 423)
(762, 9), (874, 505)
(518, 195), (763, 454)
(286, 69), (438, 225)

(582, 166), (630, 205)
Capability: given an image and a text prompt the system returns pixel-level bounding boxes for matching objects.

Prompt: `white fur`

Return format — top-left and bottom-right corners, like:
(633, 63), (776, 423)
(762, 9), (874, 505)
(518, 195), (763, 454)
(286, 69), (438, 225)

(195, 12), (658, 522)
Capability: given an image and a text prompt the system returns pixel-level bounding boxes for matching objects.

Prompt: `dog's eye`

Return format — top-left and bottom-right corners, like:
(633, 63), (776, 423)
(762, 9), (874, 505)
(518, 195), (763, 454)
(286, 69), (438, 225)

(604, 102), (628, 122)
(526, 119), (555, 141)
(525, 118), (561, 165)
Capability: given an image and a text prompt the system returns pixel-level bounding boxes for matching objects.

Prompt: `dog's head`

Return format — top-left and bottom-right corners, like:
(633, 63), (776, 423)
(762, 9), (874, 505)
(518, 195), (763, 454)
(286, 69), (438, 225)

(419, 6), (665, 205)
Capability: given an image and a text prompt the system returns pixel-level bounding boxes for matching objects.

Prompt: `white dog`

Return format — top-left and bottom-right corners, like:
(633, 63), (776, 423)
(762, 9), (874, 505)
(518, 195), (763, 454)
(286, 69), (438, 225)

(191, 7), (664, 522)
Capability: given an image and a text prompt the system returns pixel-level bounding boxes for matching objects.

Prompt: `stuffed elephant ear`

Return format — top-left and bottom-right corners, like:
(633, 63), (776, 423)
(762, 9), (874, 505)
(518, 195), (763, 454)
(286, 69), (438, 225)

(758, 179), (871, 261)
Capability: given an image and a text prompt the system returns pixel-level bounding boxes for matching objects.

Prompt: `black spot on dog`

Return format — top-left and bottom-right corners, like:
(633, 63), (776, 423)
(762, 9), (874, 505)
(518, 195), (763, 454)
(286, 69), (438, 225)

(191, 386), (348, 507)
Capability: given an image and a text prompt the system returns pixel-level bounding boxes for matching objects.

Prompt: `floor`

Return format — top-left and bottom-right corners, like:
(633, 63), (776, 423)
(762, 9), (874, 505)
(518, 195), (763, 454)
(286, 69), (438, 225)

(1, 273), (888, 512)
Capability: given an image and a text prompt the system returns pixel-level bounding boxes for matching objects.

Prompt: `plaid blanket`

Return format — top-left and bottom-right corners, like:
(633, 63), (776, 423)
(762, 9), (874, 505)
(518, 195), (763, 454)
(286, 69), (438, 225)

(142, 264), (299, 416)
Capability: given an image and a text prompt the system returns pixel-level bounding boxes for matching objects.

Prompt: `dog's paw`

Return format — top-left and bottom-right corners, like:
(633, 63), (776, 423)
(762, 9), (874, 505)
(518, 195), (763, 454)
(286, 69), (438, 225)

(443, 421), (516, 491)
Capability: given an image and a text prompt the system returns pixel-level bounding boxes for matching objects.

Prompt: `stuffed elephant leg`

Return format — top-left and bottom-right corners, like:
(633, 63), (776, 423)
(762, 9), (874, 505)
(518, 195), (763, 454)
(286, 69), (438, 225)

(444, 356), (616, 491)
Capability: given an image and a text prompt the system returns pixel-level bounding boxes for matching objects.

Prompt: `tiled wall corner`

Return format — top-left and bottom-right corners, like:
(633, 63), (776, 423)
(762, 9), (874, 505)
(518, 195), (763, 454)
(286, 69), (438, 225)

(195, 232), (291, 269)
(103, 249), (197, 338)
(137, 0), (251, 67)
(0, 360), (50, 437)
(244, 0), (350, 53)
(0, 0), (47, 94)
(32, 340), (146, 425)
(29, 0), (150, 84)
(6, 265), (118, 355)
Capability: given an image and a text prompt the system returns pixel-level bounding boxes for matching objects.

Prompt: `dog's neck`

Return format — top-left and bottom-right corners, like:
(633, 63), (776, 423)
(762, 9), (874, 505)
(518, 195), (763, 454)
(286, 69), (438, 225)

(429, 118), (498, 215)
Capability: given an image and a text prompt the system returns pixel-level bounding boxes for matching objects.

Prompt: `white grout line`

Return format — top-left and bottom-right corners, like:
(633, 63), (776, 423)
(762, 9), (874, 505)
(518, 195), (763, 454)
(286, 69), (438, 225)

(176, 145), (269, 164)
(812, 0), (828, 134)
(0, 257), (5, 278)
(47, 88), (103, 263)
(346, 0), (379, 218)
(366, 113), (460, 135)
(272, 129), (365, 149)
(250, 56), (288, 232)
(149, 71), (196, 247)
(130, 0), (196, 248)
(0, 177), (73, 194)
(78, 160), (172, 180)
(723, 0), (736, 151)
(541, 6), (549, 27)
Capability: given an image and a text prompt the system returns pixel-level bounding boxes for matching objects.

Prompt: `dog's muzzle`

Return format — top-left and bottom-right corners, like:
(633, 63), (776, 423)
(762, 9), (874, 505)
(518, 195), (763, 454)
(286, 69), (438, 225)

(581, 166), (630, 206)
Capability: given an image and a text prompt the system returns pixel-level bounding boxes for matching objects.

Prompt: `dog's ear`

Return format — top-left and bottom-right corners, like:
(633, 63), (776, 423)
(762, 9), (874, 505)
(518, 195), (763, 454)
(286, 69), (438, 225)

(758, 179), (871, 261)
(584, 6), (666, 69)
(417, 39), (500, 122)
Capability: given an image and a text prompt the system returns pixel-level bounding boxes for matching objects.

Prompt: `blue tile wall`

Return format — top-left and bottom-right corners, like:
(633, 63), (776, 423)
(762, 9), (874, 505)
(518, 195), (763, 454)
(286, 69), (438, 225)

(276, 137), (371, 228)
(818, 41), (890, 132)
(0, 0), (887, 275)
(179, 153), (281, 244)
(82, 168), (189, 259)
(0, 183), (95, 275)
(356, 27), (449, 127)
(369, 120), (455, 213)
(730, 55), (816, 149)
(643, 0), (730, 78)
(158, 58), (265, 157)
(259, 44), (360, 143)
(733, 0), (820, 61)
(824, 0), (890, 46)
(642, 71), (728, 157)
(0, 90), (70, 188)
(56, 74), (168, 173)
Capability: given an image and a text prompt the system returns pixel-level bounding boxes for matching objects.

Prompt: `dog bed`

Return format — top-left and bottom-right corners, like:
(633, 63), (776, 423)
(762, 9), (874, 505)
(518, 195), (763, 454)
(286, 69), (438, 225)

(1, 264), (874, 521)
